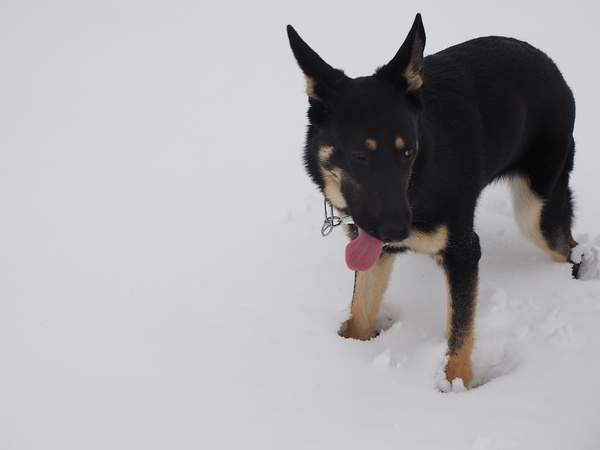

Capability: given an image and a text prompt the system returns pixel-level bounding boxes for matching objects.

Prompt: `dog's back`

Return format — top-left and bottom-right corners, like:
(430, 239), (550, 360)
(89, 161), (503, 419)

(421, 36), (574, 183)
(414, 36), (576, 262)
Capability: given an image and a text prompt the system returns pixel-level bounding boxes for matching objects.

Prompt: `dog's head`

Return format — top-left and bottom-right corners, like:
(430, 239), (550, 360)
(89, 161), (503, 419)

(287, 14), (426, 245)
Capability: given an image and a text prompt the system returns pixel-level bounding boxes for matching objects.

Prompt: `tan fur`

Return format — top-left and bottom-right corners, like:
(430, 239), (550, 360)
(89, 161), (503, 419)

(445, 337), (474, 388)
(322, 169), (348, 210)
(318, 145), (334, 162)
(444, 277), (476, 388)
(365, 139), (377, 151)
(403, 64), (423, 91)
(318, 145), (347, 209)
(344, 252), (396, 340)
(389, 225), (449, 255)
(401, 33), (425, 92)
(510, 175), (568, 262)
(305, 75), (321, 101)
(395, 137), (405, 150)
(550, 247), (568, 263)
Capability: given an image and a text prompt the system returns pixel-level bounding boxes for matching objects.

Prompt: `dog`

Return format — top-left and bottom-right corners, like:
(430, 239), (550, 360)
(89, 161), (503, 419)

(287, 14), (579, 389)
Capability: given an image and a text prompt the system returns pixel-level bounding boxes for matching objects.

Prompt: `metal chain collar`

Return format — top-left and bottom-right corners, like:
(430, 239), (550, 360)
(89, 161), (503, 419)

(321, 198), (354, 236)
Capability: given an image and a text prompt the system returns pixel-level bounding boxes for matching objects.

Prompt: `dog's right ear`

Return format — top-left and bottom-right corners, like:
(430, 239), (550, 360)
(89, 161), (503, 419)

(286, 25), (348, 102)
(376, 14), (426, 93)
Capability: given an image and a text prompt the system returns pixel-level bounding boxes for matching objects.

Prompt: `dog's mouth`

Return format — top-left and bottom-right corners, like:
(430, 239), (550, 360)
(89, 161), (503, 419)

(345, 227), (384, 272)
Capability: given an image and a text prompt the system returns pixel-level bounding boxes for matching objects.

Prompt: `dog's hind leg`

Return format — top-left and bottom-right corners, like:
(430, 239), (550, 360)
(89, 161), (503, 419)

(511, 136), (578, 275)
(344, 252), (396, 341)
(441, 229), (481, 389)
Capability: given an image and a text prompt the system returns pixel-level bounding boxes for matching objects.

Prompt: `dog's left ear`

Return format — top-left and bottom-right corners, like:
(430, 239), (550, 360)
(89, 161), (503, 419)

(376, 13), (426, 92)
(287, 25), (348, 102)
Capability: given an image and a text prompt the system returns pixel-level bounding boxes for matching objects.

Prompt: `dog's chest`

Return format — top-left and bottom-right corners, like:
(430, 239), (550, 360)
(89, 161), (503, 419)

(390, 224), (449, 255)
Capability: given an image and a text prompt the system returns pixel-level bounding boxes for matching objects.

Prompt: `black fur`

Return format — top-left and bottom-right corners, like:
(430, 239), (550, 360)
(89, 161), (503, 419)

(287, 14), (578, 385)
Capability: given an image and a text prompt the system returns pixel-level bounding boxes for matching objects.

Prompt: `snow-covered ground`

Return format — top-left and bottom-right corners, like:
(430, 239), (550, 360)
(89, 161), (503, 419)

(1, 1), (599, 449)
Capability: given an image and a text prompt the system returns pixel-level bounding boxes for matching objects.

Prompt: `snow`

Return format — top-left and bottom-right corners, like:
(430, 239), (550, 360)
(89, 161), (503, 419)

(1, 1), (599, 449)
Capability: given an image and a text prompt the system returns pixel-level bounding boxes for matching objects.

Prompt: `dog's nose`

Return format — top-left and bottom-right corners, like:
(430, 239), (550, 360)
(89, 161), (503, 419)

(378, 224), (410, 243)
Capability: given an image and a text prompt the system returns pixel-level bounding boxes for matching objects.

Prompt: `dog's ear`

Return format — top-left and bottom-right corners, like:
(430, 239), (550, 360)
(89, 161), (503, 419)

(287, 25), (348, 101)
(376, 13), (426, 92)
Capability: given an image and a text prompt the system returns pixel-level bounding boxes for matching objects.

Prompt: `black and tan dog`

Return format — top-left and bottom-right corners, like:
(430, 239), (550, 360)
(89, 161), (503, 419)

(287, 14), (579, 389)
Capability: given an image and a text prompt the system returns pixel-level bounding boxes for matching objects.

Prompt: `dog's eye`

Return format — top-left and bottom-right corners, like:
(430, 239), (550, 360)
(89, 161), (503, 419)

(352, 152), (368, 163)
(403, 147), (414, 159)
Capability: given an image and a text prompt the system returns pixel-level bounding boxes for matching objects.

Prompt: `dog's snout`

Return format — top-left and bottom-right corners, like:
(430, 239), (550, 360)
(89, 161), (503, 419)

(378, 224), (410, 243)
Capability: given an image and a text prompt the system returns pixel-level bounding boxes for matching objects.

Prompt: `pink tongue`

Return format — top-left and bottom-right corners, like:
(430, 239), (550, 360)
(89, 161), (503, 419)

(345, 227), (384, 272)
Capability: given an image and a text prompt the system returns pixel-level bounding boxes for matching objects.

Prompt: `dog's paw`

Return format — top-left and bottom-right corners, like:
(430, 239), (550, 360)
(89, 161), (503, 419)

(436, 377), (468, 393)
(435, 356), (469, 392)
(571, 243), (600, 280)
(339, 318), (377, 340)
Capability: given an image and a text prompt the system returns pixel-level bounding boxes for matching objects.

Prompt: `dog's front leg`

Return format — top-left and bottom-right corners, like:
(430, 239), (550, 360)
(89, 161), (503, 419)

(344, 252), (396, 341)
(441, 231), (481, 389)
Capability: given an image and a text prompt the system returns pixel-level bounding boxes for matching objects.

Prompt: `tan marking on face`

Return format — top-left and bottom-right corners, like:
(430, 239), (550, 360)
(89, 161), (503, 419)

(343, 252), (396, 341)
(318, 145), (334, 163)
(365, 139), (377, 151)
(395, 137), (405, 150)
(321, 167), (347, 210)
(390, 225), (449, 255)
(305, 75), (321, 101)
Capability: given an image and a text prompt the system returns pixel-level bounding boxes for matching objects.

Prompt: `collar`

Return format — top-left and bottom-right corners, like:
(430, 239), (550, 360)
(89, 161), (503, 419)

(321, 198), (354, 236)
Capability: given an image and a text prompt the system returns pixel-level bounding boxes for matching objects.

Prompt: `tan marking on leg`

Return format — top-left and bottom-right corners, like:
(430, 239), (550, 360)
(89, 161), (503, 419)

(344, 252), (396, 340)
(389, 225), (449, 255)
(550, 250), (568, 263)
(510, 175), (569, 262)
(510, 175), (545, 248)
(395, 137), (405, 150)
(445, 337), (474, 388)
(365, 139), (377, 151)
(443, 273), (477, 389)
